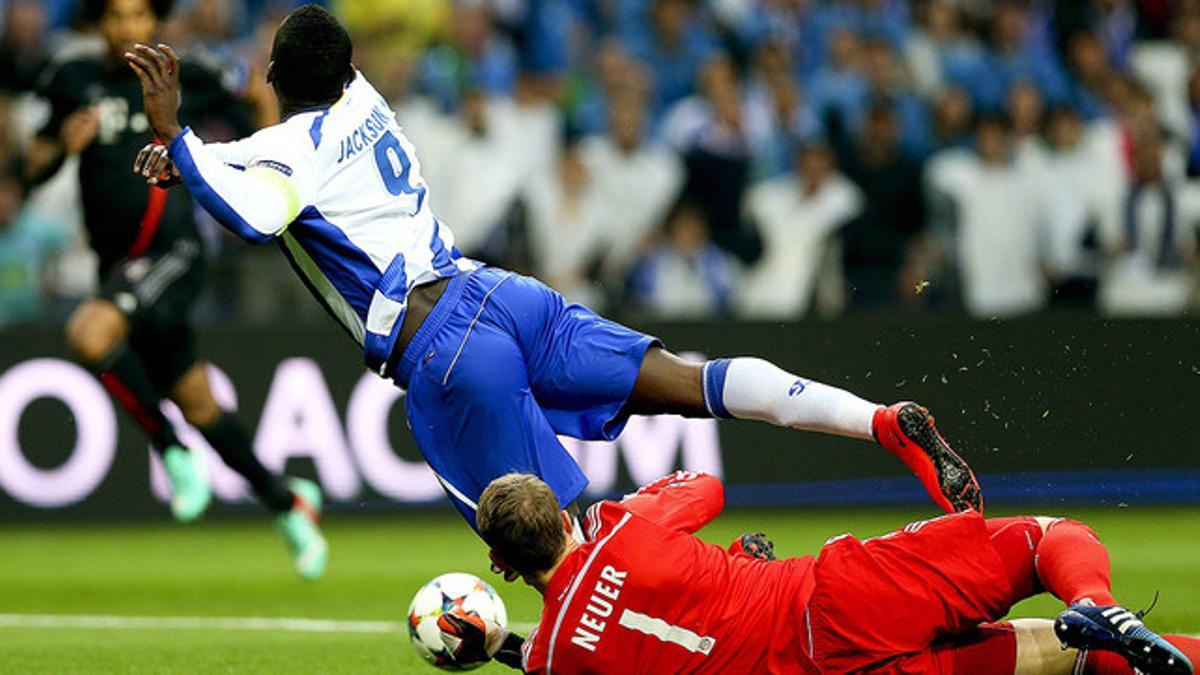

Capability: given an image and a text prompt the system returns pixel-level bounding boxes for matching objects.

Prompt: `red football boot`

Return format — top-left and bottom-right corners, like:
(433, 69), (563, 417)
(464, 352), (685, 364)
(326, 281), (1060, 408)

(873, 402), (983, 514)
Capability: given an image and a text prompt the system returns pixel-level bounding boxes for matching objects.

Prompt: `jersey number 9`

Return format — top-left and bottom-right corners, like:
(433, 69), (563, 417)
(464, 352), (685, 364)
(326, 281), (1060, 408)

(373, 131), (426, 213)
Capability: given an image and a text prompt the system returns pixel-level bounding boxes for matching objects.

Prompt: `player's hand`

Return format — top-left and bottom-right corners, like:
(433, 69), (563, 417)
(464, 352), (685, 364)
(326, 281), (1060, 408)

(436, 608), (507, 666)
(133, 143), (180, 187)
(730, 532), (776, 562)
(124, 43), (184, 144)
(61, 108), (100, 156)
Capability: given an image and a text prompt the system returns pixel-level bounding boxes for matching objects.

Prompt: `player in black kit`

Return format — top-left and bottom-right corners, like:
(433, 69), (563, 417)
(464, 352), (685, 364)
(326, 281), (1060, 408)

(22, 0), (327, 580)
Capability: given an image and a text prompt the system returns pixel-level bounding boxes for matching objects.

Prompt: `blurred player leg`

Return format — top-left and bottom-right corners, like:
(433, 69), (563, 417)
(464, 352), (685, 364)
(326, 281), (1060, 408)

(67, 298), (211, 521)
(169, 363), (293, 512)
(170, 363), (328, 581)
(67, 299), (182, 454)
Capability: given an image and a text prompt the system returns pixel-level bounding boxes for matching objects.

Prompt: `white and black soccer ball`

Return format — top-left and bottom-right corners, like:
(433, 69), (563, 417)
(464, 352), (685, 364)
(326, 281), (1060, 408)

(407, 572), (508, 671)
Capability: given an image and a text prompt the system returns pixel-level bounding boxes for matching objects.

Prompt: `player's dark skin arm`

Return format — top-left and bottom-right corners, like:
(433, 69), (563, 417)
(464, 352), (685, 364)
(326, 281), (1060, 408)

(124, 43), (184, 144)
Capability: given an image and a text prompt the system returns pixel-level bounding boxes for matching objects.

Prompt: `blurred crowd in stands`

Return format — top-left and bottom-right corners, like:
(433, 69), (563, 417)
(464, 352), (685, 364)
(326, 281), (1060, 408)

(2, 0), (1200, 326)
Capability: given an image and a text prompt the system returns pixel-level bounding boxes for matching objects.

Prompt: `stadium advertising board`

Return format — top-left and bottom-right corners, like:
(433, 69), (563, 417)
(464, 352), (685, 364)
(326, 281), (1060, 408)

(2, 317), (1198, 520)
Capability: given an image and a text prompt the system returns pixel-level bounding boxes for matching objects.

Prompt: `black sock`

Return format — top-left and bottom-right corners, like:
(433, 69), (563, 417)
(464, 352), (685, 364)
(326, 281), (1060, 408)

(200, 413), (294, 512)
(93, 344), (180, 454)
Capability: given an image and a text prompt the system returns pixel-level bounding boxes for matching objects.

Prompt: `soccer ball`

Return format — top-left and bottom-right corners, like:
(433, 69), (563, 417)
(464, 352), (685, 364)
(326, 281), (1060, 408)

(407, 572), (508, 670)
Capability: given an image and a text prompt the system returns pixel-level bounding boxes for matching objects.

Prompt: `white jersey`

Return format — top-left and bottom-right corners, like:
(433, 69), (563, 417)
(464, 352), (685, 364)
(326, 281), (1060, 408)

(169, 72), (473, 375)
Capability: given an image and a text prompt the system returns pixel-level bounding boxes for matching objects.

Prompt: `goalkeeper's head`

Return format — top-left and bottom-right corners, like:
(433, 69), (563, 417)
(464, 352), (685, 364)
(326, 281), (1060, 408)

(477, 474), (577, 591)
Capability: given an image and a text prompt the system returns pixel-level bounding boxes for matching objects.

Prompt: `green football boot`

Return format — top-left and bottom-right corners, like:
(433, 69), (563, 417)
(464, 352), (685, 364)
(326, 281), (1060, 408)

(276, 477), (328, 582)
(162, 445), (211, 523)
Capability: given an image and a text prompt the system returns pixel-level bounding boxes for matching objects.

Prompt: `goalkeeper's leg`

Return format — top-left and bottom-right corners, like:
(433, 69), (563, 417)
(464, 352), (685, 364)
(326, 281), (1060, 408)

(931, 619), (1199, 675)
(928, 620), (1071, 674)
(986, 516), (1195, 674)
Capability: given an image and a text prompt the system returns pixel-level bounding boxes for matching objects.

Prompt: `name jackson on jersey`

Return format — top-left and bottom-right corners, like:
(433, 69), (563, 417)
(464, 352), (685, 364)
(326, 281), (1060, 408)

(336, 104), (392, 164)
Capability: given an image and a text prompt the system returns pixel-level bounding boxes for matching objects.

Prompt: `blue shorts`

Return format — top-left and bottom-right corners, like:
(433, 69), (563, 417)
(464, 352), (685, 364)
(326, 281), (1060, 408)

(394, 268), (658, 527)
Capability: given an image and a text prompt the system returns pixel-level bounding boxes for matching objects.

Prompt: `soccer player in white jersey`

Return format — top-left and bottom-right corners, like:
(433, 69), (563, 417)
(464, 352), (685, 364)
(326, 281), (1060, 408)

(123, 5), (981, 535)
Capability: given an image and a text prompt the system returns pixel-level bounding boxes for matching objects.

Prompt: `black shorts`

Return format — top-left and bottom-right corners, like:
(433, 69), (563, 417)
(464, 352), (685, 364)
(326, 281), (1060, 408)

(99, 239), (205, 395)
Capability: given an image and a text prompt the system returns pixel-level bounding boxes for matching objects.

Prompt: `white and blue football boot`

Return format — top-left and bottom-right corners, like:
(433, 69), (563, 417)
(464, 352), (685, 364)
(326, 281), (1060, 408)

(1055, 603), (1193, 675)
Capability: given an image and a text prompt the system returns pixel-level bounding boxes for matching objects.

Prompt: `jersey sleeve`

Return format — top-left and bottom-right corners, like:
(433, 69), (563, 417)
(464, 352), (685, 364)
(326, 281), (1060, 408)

(598, 471), (724, 535)
(204, 138), (259, 168)
(520, 626), (541, 674)
(168, 125), (317, 243)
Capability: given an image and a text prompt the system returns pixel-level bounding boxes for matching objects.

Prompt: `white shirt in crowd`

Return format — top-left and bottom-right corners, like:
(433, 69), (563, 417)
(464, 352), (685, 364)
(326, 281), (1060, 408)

(1131, 42), (1193, 143)
(1038, 123), (1125, 280)
(928, 148), (1047, 318)
(1099, 181), (1199, 317)
(737, 172), (862, 318)
(579, 135), (683, 280)
(525, 158), (609, 308)
(419, 98), (557, 255)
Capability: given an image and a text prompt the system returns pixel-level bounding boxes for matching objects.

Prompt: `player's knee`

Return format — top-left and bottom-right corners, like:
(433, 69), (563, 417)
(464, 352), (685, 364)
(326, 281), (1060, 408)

(172, 366), (222, 428)
(1032, 516), (1061, 535)
(65, 302), (128, 363)
(178, 394), (221, 429)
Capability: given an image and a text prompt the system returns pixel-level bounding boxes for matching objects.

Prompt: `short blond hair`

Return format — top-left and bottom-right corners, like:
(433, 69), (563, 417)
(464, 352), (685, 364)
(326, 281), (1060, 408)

(477, 474), (567, 576)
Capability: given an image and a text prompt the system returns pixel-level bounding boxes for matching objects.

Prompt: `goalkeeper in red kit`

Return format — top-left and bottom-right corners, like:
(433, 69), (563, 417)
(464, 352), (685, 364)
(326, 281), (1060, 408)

(437, 472), (1197, 674)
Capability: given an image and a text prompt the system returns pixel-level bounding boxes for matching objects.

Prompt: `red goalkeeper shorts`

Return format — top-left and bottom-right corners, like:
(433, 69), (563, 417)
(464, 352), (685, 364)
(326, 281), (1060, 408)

(805, 511), (1018, 673)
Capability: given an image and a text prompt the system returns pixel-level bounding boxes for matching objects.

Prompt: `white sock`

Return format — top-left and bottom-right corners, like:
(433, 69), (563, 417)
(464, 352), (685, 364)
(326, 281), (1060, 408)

(701, 357), (879, 440)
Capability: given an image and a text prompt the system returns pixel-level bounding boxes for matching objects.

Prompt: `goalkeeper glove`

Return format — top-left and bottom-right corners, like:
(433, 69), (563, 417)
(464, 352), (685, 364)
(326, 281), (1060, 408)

(437, 608), (508, 666)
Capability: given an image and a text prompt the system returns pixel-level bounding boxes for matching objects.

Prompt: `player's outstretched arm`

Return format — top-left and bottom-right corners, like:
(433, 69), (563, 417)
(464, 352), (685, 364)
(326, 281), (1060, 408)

(125, 43), (311, 244)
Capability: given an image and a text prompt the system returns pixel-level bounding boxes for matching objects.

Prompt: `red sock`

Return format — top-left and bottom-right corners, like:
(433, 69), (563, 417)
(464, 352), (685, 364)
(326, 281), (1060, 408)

(1035, 519), (1117, 606)
(1081, 635), (1200, 673)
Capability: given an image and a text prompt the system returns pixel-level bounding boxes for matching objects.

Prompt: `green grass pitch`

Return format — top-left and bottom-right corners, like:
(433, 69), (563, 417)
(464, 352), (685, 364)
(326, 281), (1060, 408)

(0, 506), (1196, 673)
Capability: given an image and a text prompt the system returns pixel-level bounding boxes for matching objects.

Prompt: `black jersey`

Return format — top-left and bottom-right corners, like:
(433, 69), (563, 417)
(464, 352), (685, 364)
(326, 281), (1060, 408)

(35, 47), (246, 273)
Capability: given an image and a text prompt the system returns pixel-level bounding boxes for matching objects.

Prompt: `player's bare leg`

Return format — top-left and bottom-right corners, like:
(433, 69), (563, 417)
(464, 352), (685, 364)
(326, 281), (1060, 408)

(1013, 620), (1078, 675)
(65, 299), (129, 363)
(945, 618), (1196, 675)
(624, 347), (983, 513)
(169, 364), (328, 581)
(66, 299), (212, 520)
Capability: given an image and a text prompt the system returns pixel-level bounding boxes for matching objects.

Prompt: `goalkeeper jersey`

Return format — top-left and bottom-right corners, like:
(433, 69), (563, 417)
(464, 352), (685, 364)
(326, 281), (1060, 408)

(522, 472), (818, 675)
